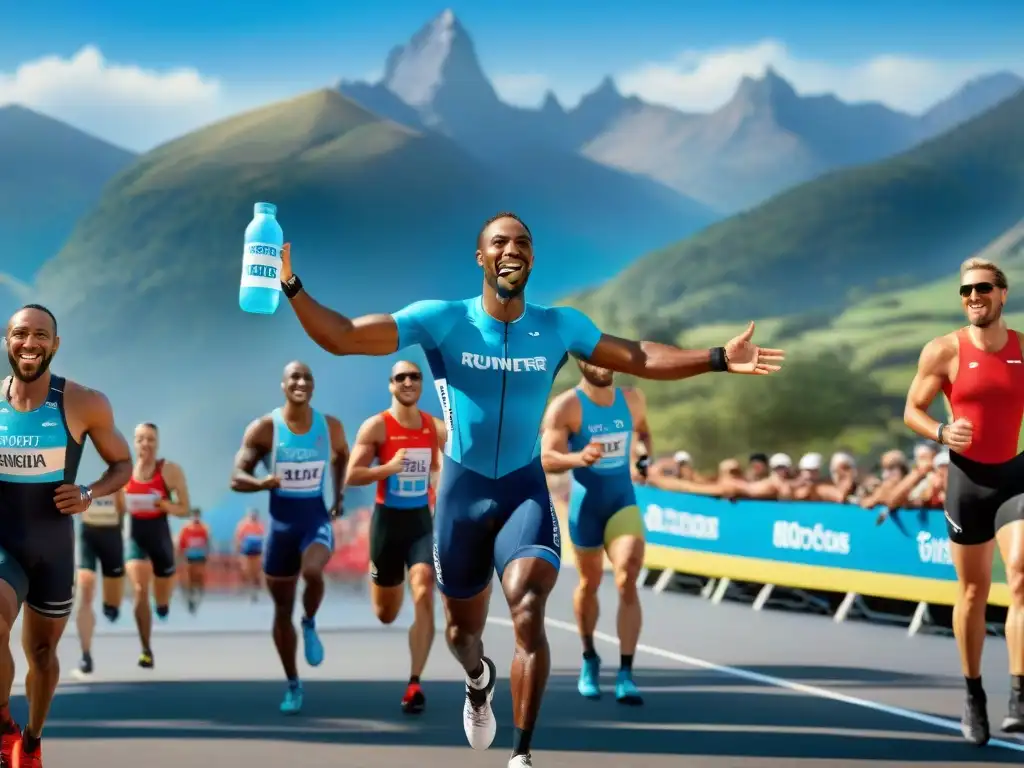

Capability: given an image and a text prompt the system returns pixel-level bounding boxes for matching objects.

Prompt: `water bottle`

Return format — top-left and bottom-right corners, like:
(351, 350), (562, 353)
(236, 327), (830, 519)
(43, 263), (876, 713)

(239, 202), (284, 315)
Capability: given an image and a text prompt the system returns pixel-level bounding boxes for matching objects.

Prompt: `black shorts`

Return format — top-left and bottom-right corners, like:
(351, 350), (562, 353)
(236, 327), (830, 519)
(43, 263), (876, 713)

(0, 521), (75, 619)
(945, 451), (1024, 545)
(369, 504), (434, 588)
(127, 516), (176, 578)
(79, 524), (125, 578)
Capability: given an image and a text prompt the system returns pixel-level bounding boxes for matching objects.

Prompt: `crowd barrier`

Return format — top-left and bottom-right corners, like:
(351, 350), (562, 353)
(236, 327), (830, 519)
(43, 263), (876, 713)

(631, 486), (1010, 635)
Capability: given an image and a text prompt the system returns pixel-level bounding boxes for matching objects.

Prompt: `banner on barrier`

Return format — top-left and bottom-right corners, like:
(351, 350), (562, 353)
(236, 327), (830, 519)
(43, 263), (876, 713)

(633, 486), (1008, 607)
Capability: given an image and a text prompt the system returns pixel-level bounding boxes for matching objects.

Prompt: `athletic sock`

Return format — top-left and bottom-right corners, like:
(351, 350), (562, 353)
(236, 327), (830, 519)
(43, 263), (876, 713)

(620, 654), (634, 672)
(966, 675), (985, 698)
(511, 726), (533, 757)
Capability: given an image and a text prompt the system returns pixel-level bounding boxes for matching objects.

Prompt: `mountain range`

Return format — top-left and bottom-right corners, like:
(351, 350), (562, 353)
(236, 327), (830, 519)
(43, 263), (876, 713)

(340, 10), (1024, 212)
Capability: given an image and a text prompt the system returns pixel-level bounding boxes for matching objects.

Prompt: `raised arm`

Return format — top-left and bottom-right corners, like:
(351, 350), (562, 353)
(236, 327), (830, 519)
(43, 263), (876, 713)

(553, 307), (784, 381)
(159, 462), (192, 518)
(327, 415), (349, 516)
(230, 417), (278, 493)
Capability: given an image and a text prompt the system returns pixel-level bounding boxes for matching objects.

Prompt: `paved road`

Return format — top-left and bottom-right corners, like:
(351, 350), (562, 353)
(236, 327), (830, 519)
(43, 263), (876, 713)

(8, 577), (1024, 766)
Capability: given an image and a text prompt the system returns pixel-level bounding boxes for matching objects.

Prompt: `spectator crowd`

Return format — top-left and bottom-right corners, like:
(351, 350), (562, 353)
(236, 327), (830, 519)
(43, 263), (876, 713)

(641, 443), (948, 513)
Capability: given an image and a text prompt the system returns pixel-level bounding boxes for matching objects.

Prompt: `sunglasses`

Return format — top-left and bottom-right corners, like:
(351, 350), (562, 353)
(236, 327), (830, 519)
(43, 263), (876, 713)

(392, 372), (422, 383)
(960, 282), (996, 298)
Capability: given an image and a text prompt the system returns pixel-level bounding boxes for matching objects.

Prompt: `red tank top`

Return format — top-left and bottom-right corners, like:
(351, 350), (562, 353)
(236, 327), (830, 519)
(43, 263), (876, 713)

(942, 329), (1024, 464)
(123, 460), (170, 519)
(375, 410), (439, 506)
(179, 523), (209, 551)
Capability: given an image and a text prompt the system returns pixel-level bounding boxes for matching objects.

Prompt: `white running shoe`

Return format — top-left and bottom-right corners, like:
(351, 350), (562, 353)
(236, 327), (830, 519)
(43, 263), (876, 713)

(463, 656), (497, 749)
(508, 754), (533, 767)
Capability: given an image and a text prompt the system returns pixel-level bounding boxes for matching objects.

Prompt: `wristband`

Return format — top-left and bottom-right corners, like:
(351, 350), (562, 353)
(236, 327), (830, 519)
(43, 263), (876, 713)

(78, 485), (93, 505)
(936, 423), (946, 444)
(709, 347), (728, 372)
(281, 274), (303, 299)
(635, 455), (650, 477)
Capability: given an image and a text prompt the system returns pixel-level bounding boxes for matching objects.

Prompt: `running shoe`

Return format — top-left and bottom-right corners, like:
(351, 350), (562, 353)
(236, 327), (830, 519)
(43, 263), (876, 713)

(138, 650), (154, 669)
(301, 616), (324, 667)
(1, 723), (21, 767)
(280, 680), (303, 715)
(577, 655), (601, 700)
(962, 694), (990, 746)
(401, 682), (426, 714)
(1002, 691), (1024, 733)
(615, 669), (643, 706)
(463, 656), (497, 750)
(508, 754), (532, 768)
(77, 652), (93, 676)
(11, 736), (40, 768)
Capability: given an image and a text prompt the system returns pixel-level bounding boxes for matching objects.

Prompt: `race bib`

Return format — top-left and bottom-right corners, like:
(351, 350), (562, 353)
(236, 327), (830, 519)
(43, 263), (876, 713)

(82, 496), (119, 526)
(593, 431), (630, 469)
(123, 491), (162, 515)
(276, 460), (326, 492)
(389, 447), (432, 497)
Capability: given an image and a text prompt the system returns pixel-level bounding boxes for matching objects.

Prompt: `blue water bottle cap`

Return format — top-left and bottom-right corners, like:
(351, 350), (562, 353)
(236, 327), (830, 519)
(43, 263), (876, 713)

(254, 202), (277, 216)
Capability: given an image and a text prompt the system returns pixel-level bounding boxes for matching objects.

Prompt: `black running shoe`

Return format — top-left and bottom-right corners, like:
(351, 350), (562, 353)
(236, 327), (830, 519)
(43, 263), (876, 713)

(77, 653), (92, 676)
(962, 694), (990, 746)
(138, 649), (154, 669)
(1002, 692), (1024, 733)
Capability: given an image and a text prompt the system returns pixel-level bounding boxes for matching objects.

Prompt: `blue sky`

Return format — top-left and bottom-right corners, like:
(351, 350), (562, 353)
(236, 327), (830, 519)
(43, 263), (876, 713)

(2, 0), (1023, 150)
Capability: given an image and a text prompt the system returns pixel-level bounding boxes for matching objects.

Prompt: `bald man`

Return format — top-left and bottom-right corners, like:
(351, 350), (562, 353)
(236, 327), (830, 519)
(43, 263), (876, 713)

(348, 360), (446, 714)
(230, 361), (349, 715)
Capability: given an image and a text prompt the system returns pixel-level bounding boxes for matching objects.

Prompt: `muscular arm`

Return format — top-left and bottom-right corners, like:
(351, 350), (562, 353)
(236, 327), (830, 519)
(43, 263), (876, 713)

(540, 394), (588, 474)
(231, 417), (273, 492)
(904, 337), (953, 443)
(76, 386), (133, 499)
(160, 462), (191, 517)
(345, 417), (394, 487)
(289, 290), (399, 356)
(628, 388), (653, 457)
(585, 335), (716, 381)
(327, 416), (349, 511)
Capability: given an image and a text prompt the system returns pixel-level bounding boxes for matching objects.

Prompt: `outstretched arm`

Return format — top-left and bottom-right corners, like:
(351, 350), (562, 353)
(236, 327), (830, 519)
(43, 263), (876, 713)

(553, 307), (784, 381)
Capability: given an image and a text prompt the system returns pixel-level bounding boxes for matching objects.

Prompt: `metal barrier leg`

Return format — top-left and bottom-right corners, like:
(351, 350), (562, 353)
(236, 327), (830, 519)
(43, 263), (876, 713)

(834, 591), (858, 623)
(652, 569), (675, 594)
(908, 602), (929, 637)
(752, 583), (774, 611)
(711, 577), (731, 604)
(700, 579), (717, 599)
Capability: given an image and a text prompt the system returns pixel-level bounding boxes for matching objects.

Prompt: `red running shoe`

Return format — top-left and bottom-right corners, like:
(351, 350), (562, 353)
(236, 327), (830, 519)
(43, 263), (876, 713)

(401, 681), (426, 714)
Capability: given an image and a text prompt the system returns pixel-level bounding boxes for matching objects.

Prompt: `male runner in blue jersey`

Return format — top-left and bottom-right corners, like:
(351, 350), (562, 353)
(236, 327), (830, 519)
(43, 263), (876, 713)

(2, 304), (133, 768)
(229, 361), (348, 714)
(541, 361), (651, 705)
(275, 213), (784, 768)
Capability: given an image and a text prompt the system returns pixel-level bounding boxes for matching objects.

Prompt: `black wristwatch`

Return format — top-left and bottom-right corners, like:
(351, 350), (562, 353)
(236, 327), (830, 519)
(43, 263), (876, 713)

(281, 274), (303, 299)
(936, 422), (947, 444)
(709, 346), (728, 372)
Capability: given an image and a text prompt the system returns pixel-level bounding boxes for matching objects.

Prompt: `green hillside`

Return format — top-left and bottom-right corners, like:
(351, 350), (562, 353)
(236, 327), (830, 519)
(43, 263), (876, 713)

(559, 91), (1024, 467)
(570, 89), (1024, 341)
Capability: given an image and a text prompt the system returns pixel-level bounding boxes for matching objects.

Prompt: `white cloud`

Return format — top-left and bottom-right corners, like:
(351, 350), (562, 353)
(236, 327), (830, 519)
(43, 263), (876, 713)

(0, 46), (228, 151)
(492, 73), (550, 107)
(617, 40), (1023, 115)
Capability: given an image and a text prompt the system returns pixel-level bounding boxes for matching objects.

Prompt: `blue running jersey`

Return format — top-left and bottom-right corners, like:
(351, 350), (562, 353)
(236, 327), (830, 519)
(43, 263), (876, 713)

(266, 407), (331, 523)
(393, 297), (602, 479)
(568, 387), (634, 485)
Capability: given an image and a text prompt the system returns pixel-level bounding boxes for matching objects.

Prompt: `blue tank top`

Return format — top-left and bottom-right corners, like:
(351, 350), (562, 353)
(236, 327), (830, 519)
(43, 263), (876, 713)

(392, 297), (603, 478)
(568, 387), (634, 492)
(0, 375), (83, 529)
(266, 407), (331, 524)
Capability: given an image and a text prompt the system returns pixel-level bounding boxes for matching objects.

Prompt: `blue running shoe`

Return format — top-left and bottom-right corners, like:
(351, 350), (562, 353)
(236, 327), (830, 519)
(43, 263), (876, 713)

(280, 680), (303, 715)
(578, 655), (601, 699)
(615, 669), (643, 705)
(301, 616), (324, 667)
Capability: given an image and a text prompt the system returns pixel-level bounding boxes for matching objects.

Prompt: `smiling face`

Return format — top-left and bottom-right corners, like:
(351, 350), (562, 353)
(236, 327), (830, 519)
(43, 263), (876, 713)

(389, 360), (423, 407)
(6, 307), (59, 383)
(477, 216), (534, 300)
(960, 267), (1007, 328)
(281, 361), (314, 405)
(134, 423), (159, 462)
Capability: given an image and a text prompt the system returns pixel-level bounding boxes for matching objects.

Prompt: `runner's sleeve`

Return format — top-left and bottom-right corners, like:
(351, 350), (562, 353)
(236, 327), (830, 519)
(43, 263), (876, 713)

(392, 300), (455, 351)
(552, 306), (602, 358)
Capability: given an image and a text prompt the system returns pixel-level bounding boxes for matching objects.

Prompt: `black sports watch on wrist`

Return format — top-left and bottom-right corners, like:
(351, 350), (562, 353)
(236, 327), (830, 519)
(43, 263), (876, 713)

(281, 274), (303, 299)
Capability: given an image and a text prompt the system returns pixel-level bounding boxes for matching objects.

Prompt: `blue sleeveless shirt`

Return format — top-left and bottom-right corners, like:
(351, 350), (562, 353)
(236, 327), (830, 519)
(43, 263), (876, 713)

(266, 407), (331, 525)
(568, 387), (634, 495)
